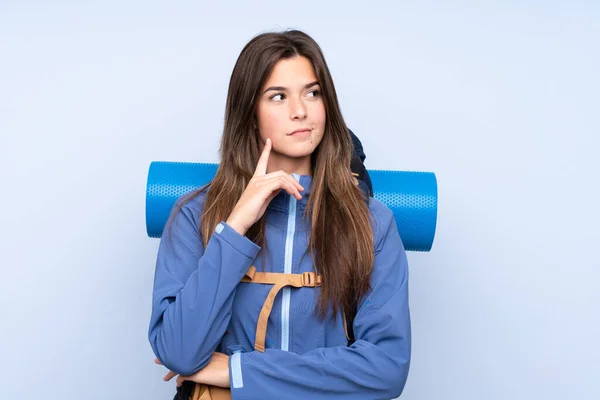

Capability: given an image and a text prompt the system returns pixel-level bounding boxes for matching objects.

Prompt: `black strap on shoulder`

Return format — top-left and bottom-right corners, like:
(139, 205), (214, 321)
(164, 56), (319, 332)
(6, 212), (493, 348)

(349, 129), (373, 198)
(351, 155), (373, 199)
(347, 129), (372, 347)
(345, 306), (357, 347)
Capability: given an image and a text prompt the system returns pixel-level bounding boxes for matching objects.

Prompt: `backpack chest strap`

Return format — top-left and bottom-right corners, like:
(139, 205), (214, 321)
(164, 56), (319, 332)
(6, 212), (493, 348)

(241, 266), (322, 352)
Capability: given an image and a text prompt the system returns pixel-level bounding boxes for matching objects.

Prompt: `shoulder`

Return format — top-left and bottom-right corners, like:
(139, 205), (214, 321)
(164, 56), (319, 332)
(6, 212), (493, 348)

(177, 187), (207, 214)
(167, 188), (209, 236)
(368, 198), (397, 252)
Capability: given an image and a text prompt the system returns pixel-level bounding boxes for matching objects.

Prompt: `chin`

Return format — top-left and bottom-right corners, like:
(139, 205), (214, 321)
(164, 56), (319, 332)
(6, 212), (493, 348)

(281, 151), (314, 159)
(281, 144), (319, 158)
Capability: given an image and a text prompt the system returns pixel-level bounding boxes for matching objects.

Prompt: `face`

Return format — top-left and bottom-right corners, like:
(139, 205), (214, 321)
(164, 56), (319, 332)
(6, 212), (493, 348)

(255, 56), (326, 170)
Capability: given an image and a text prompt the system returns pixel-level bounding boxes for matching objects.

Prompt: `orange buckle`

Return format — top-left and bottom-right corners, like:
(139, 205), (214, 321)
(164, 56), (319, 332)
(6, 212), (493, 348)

(302, 272), (319, 287)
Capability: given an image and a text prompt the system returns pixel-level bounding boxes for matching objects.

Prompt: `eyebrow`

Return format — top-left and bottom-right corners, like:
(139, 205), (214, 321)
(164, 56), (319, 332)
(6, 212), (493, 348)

(262, 81), (320, 94)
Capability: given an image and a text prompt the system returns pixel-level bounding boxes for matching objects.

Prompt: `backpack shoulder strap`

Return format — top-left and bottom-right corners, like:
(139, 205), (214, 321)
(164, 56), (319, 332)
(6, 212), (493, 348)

(343, 305), (356, 346)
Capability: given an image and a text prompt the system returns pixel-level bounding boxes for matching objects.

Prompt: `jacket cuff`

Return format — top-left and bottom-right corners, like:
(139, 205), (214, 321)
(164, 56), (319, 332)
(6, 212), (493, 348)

(229, 352), (244, 393)
(230, 352), (255, 399)
(214, 221), (261, 260)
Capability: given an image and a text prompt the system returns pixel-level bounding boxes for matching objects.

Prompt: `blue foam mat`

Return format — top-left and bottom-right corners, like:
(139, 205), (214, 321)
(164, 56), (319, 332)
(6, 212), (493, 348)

(146, 162), (437, 252)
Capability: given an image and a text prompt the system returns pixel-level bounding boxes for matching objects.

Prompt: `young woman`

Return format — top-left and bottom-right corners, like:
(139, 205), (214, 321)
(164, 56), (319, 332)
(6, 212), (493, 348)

(148, 29), (411, 399)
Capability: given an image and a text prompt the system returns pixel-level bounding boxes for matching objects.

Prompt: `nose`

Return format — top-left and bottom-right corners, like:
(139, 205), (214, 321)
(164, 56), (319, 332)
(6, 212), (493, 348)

(289, 97), (307, 120)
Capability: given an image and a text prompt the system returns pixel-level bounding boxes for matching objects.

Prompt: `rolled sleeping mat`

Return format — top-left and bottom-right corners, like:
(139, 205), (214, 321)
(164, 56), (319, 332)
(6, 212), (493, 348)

(146, 162), (438, 252)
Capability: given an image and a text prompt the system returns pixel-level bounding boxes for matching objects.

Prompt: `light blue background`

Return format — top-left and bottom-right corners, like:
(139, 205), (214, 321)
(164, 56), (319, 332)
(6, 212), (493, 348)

(1, 1), (598, 399)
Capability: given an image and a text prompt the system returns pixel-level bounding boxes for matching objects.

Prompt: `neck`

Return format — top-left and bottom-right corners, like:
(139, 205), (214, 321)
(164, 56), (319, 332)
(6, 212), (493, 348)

(266, 152), (312, 176)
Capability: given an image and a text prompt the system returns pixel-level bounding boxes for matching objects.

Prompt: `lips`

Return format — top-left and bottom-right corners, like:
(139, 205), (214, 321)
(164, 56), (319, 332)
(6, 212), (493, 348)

(289, 128), (311, 136)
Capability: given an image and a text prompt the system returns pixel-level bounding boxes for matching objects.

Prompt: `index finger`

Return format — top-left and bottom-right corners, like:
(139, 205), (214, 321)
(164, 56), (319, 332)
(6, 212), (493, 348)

(254, 138), (271, 177)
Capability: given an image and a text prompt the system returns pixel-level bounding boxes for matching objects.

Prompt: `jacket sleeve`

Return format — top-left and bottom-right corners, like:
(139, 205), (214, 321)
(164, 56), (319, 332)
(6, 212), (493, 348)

(148, 197), (261, 376)
(229, 208), (411, 400)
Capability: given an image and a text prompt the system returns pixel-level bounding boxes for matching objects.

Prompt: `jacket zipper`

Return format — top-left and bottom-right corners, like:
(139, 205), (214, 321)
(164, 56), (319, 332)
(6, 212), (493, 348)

(281, 173), (299, 351)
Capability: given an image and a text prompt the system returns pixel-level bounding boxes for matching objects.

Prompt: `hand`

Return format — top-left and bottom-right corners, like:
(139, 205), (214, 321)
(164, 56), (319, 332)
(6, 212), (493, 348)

(154, 357), (177, 383)
(226, 138), (304, 236)
(155, 353), (231, 388)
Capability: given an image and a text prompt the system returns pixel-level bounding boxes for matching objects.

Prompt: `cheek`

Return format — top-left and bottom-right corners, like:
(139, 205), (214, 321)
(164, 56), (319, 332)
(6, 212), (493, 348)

(257, 107), (286, 136)
(311, 102), (326, 129)
(314, 130), (325, 146)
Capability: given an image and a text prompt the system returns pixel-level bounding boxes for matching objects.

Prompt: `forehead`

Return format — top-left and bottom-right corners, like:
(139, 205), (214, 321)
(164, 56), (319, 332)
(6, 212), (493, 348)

(263, 56), (318, 87)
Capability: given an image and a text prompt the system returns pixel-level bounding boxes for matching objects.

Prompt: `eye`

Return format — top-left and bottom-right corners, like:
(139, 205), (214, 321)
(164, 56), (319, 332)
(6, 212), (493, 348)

(307, 89), (320, 98)
(269, 93), (286, 101)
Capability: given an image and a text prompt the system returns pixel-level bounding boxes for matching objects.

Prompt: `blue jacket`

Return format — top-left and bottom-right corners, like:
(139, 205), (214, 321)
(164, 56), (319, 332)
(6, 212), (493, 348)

(148, 174), (411, 399)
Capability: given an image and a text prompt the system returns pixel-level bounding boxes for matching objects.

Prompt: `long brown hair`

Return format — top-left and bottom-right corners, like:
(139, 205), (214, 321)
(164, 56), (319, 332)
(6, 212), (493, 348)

(171, 30), (374, 318)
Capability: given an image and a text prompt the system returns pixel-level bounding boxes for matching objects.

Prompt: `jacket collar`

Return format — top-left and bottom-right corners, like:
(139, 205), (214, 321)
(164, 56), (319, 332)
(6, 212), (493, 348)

(267, 174), (312, 213)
